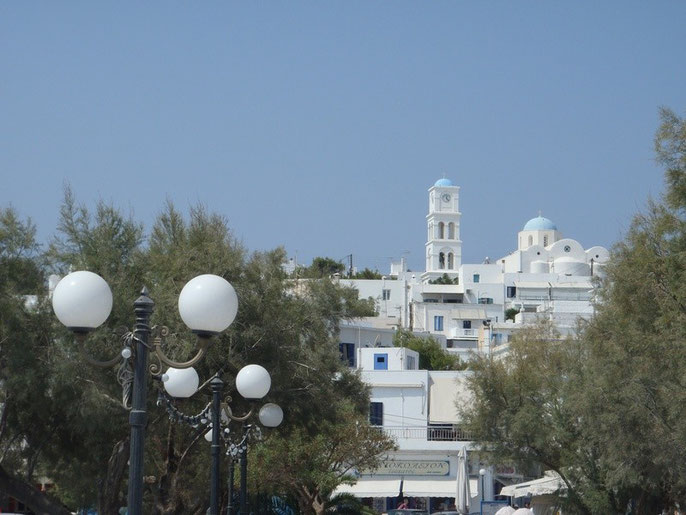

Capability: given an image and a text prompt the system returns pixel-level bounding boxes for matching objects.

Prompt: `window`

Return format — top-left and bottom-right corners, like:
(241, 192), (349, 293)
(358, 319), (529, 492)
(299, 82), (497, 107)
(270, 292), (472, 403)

(339, 343), (355, 367)
(543, 235), (548, 246)
(369, 402), (383, 426)
(382, 289), (391, 300)
(406, 356), (416, 370)
(478, 297), (493, 304)
(439, 252), (445, 269)
(473, 273), (480, 283)
(564, 245), (571, 252)
(463, 320), (472, 329)
(438, 222), (445, 239)
(434, 315), (444, 331)
(374, 353), (388, 370)
(448, 222), (455, 239)
(447, 252), (454, 269)
(528, 235), (533, 246)
(506, 286), (517, 298)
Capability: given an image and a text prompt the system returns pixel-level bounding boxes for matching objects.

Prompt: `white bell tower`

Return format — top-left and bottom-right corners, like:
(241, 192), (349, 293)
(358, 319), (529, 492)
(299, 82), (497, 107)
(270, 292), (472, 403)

(422, 178), (462, 283)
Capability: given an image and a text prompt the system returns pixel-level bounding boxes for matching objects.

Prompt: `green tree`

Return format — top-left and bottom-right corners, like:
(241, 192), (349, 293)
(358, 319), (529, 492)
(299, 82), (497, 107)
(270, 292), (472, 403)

(0, 207), (74, 515)
(301, 257), (346, 278)
(575, 107), (686, 513)
(393, 329), (464, 370)
(461, 321), (598, 514)
(1, 192), (387, 514)
(428, 273), (458, 285)
(462, 108), (686, 514)
(251, 400), (395, 515)
(351, 268), (383, 279)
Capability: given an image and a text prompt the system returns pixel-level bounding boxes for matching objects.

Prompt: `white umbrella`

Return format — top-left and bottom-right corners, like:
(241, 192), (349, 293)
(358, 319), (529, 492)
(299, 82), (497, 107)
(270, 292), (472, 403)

(495, 507), (516, 515)
(512, 509), (534, 515)
(455, 446), (470, 515)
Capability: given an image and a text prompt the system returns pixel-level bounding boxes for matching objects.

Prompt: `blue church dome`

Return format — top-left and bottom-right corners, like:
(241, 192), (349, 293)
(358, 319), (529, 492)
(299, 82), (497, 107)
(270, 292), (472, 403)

(434, 178), (454, 187)
(523, 216), (557, 231)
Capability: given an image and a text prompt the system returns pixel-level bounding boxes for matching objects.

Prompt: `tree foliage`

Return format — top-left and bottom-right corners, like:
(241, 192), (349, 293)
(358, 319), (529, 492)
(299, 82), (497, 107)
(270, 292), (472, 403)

(461, 321), (596, 513)
(393, 329), (464, 370)
(351, 268), (383, 280)
(0, 193), (387, 514)
(428, 273), (459, 285)
(300, 257), (346, 279)
(251, 400), (395, 515)
(0, 207), (74, 514)
(462, 107), (686, 515)
(576, 106), (686, 513)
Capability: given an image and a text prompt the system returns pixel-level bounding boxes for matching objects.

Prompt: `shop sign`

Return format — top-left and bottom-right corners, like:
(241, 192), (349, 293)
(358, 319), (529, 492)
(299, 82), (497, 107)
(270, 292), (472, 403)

(365, 460), (450, 476)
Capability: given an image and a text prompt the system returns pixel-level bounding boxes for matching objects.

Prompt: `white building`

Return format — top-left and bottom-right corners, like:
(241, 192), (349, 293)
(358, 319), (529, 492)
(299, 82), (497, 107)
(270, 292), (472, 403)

(339, 177), (609, 358)
(336, 347), (495, 513)
(422, 178), (462, 284)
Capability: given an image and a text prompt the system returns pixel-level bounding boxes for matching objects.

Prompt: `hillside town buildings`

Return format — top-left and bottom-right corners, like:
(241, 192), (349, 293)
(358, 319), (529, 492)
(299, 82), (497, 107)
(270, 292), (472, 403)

(339, 177), (608, 362)
(331, 178), (608, 512)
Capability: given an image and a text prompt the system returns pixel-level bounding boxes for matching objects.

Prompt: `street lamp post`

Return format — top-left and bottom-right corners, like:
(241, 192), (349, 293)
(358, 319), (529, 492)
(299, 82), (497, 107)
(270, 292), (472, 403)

(227, 457), (236, 515)
(52, 271), (238, 515)
(479, 468), (486, 515)
(233, 366), (282, 515)
(210, 376), (223, 514)
(160, 364), (280, 515)
(229, 401), (283, 515)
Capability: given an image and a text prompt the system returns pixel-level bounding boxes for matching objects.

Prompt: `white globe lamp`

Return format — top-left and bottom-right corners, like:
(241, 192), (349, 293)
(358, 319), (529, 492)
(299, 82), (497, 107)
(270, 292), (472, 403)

(178, 274), (238, 335)
(259, 403), (283, 428)
(235, 364), (271, 399)
(52, 271), (113, 331)
(163, 367), (199, 398)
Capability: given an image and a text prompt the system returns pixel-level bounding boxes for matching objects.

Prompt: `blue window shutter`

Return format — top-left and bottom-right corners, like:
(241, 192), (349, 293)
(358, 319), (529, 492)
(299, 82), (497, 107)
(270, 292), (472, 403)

(369, 402), (383, 425)
(374, 353), (388, 370)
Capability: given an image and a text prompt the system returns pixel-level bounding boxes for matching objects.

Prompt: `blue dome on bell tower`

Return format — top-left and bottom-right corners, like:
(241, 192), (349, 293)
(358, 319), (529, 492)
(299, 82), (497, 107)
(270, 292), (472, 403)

(434, 178), (454, 187)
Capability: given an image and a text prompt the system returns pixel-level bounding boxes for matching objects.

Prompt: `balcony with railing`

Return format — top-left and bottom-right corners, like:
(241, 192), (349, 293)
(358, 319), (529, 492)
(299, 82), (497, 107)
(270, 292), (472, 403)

(449, 327), (478, 339)
(374, 425), (473, 450)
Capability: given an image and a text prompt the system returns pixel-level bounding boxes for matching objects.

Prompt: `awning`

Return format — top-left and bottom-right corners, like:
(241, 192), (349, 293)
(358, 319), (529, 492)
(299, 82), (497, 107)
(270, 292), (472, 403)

(499, 472), (564, 497)
(429, 375), (460, 423)
(513, 281), (551, 289)
(450, 308), (487, 319)
(555, 282), (593, 289)
(335, 478), (480, 498)
(514, 281), (592, 290)
(335, 479), (401, 497)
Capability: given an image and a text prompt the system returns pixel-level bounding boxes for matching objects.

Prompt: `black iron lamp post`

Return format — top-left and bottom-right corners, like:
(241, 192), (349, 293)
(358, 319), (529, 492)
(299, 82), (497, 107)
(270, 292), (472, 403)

(224, 401), (283, 515)
(479, 467), (487, 515)
(159, 364), (280, 515)
(52, 271), (239, 515)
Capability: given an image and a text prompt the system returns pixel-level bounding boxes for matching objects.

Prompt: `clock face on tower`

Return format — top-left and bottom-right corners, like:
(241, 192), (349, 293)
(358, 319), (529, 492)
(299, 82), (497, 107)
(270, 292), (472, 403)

(441, 193), (451, 202)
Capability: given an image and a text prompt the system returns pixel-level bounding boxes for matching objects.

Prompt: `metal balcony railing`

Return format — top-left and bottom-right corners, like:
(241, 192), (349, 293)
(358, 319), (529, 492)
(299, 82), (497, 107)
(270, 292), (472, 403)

(449, 328), (477, 338)
(375, 425), (473, 442)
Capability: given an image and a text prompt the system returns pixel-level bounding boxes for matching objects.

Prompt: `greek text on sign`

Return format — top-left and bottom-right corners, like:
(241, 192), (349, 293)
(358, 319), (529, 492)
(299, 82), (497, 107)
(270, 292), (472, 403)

(368, 460), (450, 476)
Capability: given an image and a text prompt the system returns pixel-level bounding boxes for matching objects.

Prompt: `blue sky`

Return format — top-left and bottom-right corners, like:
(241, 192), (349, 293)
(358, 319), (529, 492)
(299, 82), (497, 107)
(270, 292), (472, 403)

(2, 2), (685, 273)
